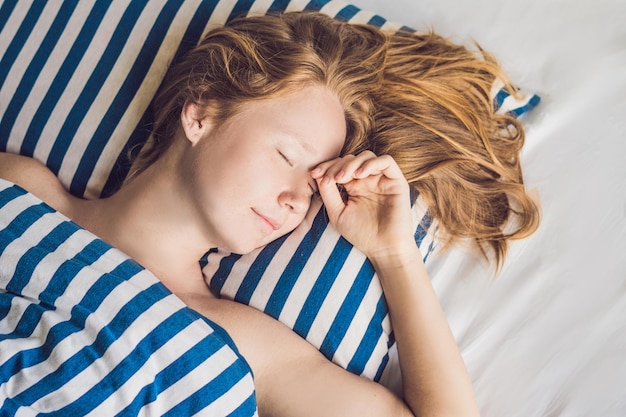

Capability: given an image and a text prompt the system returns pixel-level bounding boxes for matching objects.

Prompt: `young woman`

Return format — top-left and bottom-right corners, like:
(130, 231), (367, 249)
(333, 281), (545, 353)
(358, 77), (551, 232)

(0, 11), (538, 416)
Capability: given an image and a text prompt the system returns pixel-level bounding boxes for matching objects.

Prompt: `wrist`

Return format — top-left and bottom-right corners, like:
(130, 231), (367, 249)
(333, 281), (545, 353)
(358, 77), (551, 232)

(367, 240), (423, 271)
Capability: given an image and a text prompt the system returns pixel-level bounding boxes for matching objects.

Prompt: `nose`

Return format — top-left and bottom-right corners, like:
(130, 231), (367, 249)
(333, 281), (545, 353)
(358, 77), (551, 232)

(277, 178), (311, 214)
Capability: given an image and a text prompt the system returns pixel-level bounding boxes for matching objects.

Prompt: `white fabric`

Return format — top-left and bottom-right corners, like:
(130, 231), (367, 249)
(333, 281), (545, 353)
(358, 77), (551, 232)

(354, 0), (626, 416)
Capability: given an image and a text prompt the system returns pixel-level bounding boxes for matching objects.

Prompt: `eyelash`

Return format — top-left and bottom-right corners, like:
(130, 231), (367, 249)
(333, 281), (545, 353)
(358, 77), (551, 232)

(279, 150), (318, 197)
(278, 151), (293, 167)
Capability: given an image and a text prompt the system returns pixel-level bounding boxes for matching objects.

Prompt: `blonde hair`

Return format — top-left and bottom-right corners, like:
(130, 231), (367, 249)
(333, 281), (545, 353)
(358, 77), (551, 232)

(129, 12), (387, 179)
(129, 12), (539, 267)
(370, 30), (540, 267)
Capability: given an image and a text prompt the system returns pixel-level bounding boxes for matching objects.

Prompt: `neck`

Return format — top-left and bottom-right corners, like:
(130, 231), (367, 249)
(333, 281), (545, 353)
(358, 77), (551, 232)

(75, 158), (215, 296)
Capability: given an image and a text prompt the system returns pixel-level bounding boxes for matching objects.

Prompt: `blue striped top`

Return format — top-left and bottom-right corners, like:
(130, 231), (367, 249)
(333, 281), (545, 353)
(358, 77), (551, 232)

(0, 179), (258, 416)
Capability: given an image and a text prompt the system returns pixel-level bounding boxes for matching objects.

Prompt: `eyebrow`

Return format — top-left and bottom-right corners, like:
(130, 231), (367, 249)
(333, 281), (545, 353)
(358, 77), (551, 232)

(280, 130), (316, 156)
(292, 133), (316, 155)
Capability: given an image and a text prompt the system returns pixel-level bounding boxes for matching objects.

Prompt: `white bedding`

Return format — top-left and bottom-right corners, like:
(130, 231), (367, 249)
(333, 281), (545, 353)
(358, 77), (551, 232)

(352, 0), (626, 416)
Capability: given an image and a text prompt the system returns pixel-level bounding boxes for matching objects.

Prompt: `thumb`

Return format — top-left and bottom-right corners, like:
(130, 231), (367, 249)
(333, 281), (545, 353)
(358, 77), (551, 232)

(316, 176), (345, 224)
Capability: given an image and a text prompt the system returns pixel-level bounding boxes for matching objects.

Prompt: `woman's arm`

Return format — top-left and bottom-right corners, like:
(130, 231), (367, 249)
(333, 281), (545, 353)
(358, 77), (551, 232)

(182, 292), (411, 417)
(370, 246), (481, 417)
(312, 151), (481, 417)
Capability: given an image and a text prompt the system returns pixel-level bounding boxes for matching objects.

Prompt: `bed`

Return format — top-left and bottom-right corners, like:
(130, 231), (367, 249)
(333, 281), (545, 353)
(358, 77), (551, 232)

(1, 0), (625, 416)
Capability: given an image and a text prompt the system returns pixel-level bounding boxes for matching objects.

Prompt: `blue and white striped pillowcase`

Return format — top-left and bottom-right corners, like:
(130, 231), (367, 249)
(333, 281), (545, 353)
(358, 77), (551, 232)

(491, 78), (541, 116)
(0, 179), (257, 416)
(0, 0), (540, 384)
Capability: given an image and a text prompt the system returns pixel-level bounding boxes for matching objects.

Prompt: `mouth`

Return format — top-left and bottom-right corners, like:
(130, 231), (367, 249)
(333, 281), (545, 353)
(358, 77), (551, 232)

(252, 209), (282, 232)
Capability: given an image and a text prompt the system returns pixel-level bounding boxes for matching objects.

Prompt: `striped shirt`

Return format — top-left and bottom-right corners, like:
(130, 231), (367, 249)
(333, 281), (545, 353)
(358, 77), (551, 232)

(0, 179), (257, 416)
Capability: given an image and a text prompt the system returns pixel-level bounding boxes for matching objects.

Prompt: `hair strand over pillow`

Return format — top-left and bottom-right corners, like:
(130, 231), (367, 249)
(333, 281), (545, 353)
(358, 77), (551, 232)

(369, 30), (540, 268)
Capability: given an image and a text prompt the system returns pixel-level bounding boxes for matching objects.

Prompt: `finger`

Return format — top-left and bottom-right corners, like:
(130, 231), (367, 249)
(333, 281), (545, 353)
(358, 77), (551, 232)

(332, 151), (378, 182)
(313, 151), (378, 183)
(310, 162), (330, 179)
(310, 155), (351, 179)
(352, 154), (405, 180)
(311, 152), (398, 184)
(315, 175), (345, 222)
(324, 154), (358, 182)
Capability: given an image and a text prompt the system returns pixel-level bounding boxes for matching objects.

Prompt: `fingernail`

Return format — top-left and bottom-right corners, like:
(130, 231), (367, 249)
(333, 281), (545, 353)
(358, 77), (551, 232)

(335, 170), (345, 180)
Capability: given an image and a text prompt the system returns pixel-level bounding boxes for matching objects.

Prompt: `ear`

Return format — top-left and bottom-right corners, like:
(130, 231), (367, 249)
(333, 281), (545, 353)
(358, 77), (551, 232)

(181, 101), (212, 146)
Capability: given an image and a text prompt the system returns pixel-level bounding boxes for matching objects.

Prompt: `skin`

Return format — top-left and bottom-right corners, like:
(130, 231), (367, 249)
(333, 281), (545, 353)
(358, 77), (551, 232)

(0, 84), (481, 417)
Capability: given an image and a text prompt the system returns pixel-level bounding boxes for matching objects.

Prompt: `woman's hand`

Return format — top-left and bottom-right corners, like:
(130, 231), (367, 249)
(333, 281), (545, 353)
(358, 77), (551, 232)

(311, 151), (415, 261)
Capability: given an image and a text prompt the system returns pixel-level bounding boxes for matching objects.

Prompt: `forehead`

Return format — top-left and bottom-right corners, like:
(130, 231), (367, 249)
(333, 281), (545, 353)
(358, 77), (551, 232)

(239, 85), (347, 158)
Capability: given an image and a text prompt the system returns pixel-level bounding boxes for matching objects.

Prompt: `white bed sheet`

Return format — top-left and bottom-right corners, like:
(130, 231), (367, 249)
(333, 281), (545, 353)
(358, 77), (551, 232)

(351, 0), (626, 416)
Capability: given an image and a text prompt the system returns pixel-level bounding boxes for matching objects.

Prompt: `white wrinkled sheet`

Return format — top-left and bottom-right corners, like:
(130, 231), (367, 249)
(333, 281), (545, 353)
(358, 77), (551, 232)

(352, 0), (626, 416)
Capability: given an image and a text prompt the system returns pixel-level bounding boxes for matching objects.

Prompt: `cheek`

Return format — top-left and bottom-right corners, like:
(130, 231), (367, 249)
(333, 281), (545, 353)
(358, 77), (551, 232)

(279, 208), (309, 237)
(207, 157), (259, 199)
(285, 211), (307, 232)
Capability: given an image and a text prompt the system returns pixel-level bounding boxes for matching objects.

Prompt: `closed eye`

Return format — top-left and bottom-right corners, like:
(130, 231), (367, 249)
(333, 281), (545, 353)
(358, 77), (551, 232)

(278, 150), (294, 167)
(279, 149), (318, 198)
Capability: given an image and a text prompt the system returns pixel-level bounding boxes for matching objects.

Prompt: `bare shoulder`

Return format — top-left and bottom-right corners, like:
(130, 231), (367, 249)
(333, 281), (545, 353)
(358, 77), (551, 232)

(0, 152), (76, 212)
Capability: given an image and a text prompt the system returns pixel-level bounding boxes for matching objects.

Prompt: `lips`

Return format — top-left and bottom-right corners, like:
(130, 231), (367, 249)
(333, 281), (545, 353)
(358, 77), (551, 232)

(252, 209), (282, 232)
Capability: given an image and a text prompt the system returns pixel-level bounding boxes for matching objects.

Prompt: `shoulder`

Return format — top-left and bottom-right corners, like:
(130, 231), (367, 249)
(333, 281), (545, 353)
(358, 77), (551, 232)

(0, 152), (77, 213)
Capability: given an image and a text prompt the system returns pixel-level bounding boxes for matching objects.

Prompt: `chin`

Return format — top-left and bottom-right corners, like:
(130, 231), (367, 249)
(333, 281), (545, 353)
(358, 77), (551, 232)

(216, 228), (288, 255)
(218, 239), (263, 256)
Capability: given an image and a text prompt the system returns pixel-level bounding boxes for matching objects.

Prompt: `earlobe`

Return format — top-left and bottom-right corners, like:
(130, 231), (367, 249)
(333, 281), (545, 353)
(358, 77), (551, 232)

(181, 102), (210, 146)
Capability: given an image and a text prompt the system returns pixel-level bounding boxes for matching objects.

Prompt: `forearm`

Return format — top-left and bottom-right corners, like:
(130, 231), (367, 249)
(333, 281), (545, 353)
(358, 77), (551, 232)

(371, 245), (481, 417)
(313, 152), (480, 415)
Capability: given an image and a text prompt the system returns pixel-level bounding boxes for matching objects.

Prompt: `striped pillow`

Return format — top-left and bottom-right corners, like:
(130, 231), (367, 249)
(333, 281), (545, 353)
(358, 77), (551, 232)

(0, 0), (540, 385)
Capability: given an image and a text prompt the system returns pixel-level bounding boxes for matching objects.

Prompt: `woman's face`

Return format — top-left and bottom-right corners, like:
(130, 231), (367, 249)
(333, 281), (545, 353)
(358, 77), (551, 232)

(183, 84), (347, 254)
